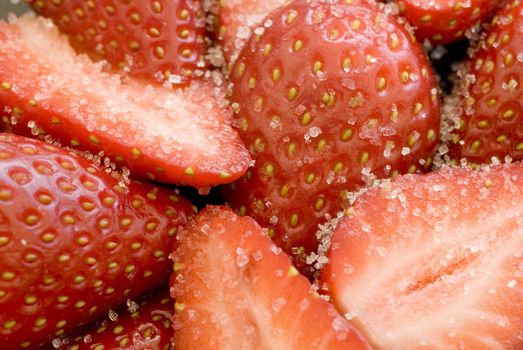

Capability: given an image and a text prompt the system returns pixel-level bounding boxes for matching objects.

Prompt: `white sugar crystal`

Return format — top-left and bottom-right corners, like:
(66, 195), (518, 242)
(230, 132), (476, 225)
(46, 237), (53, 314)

(272, 297), (286, 312)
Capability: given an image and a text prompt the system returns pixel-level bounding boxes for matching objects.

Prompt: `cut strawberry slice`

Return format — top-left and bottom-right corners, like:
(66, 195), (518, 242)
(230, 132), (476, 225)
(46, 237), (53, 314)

(57, 289), (174, 350)
(30, 0), (207, 87)
(0, 16), (250, 188)
(171, 206), (372, 350)
(321, 165), (523, 349)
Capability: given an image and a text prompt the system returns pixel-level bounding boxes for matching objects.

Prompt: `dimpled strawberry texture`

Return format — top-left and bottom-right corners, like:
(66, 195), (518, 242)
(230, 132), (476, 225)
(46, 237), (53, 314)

(448, 0), (523, 164)
(225, 0), (440, 264)
(0, 134), (193, 349)
(59, 291), (174, 350)
(397, 0), (502, 45)
(30, 0), (207, 87)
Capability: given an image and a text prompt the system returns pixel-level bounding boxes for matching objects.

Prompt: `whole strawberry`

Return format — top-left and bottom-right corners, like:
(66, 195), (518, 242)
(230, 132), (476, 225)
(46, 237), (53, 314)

(0, 134), (194, 349)
(224, 0), (440, 270)
(397, 0), (502, 45)
(446, 0), (523, 164)
(57, 290), (174, 350)
(29, 0), (207, 87)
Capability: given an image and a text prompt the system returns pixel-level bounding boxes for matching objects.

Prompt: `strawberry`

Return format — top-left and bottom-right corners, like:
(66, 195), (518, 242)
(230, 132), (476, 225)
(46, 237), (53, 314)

(170, 206), (373, 350)
(396, 0), (502, 45)
(0, 16), (250, 188)
(0, 134), (194, 349)
(446, 0), (523, 165)
(29, 0), (207, 87)
(320, 165), (523, 349)
(224, 0), (440, 270)
(213, 0), (287, 67)
(57, 289), (174, 350)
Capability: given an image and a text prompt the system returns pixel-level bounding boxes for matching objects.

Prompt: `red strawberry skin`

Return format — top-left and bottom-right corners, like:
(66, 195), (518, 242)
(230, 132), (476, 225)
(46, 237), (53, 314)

(224, 0), (440, 269)
(58, 290), (174, 350)
(397, 0), (502, 45)
(214, 0), (287, 66)
(447, 0), (523, 164)
(321, 165), (523, 349)
(0, 134), (194, 349)
(29, 0), (207, 87)
(171, 206), (373, 350)
(0, 16), (250, 188)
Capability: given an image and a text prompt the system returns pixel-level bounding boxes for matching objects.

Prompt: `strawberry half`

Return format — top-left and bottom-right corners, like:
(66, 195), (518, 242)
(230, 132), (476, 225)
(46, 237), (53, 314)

(321, 165), (523, 349)
(57, 289), (174, 350)
(446, 0), (523, 165)
(214, 0), (287, 67)
(170, 206), (373, 350)
(397, 0), (502, 45)
(0, 15), (250, 188)
(29, 0), (207, 87)
(0, 134), (194, 349)
(224, 0), (440, 270)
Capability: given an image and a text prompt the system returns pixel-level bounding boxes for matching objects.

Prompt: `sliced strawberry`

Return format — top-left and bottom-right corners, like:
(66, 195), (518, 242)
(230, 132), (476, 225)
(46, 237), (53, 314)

(171, 206), (372, 350)
(0, 15), (250, 188)
(320, 165), (523, 349)
(29, 0), (207, 87)
(224, 0), (440, 270)
(214, 0), (287, 66)
(397, 0), (502, 45)
(57, 289), (174, 350)
(0, 134), (194, 349)
(446, 0), (523, 165)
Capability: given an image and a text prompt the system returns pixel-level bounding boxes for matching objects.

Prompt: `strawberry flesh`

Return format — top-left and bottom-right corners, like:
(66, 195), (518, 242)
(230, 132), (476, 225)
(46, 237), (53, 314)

(29, 0), (207, 87)
(321, 165), (523, 349)
(0, 134), (194, 349)
(0, 15), (250, 188)
(224, 0), (440, 270)
(171, 206), (373, 350)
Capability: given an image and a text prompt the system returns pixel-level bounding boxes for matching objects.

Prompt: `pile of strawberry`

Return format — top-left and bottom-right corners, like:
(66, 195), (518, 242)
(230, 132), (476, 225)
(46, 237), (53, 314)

(1, 0), (522, 349)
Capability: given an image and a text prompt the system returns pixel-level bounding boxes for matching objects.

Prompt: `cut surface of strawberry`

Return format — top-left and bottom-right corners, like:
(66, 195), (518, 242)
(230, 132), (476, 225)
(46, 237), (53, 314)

(396, 0), (502, 45)
(0, 134), (194, 349)
(29, 0), (207, 87)
(224, 0), (440, 270)
(0, 15), (250, 188)
(321, 165), (523, 349)
(171, 206), (373, 350)
(446, 0), (523, 165)
(215, 0), (287, 66)
(57, 289), (174, 350)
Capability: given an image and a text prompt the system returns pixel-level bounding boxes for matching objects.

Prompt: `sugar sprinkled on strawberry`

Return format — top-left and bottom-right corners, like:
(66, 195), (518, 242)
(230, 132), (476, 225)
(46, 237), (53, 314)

(224, 0), (441, 271)
(0, 15), (250, 188)
(321, 164), (523, 349)
(171, 206), (373, 350)
(446, 0), (523, 166)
